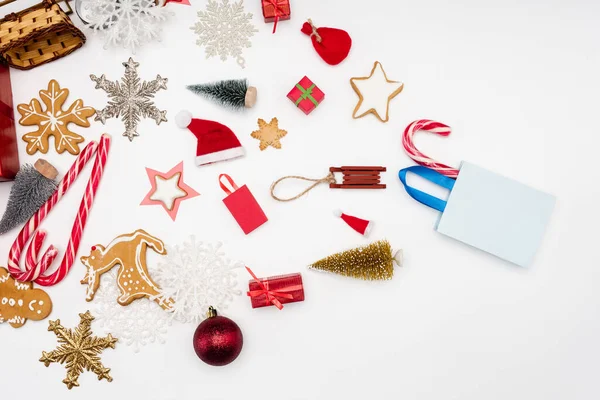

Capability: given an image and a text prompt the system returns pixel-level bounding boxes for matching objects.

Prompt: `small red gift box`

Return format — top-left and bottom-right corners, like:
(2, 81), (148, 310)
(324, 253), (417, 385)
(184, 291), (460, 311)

(262, 0), (291, 32)
(287, 76), (325, 115)
(0, 63), (19, 182)
(219, 174), (268, 235)
(246, 267), (304, 309)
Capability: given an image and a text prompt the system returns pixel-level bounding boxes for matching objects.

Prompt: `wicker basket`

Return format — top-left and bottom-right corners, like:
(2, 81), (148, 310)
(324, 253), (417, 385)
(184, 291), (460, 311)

(0, 0), (85, 70)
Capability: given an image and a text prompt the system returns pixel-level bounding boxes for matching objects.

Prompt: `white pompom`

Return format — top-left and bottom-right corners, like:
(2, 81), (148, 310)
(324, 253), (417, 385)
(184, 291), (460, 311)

(175, 110), (193, 128)
(332, 209), (343, 217)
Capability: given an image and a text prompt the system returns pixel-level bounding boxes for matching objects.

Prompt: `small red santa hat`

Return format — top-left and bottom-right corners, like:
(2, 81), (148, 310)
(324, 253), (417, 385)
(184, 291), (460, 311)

(175, 110), (245, 166)
(334, 209), (372, 236)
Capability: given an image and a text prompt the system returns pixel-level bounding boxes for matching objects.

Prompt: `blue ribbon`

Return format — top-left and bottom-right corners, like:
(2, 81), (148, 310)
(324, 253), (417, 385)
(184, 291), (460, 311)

(398, 166), (456, 212)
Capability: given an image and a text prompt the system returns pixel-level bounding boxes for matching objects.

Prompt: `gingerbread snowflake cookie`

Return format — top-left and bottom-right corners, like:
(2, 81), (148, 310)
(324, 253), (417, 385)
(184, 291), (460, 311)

(250, 117), (287, 150)
(17, 80), (95, 155)
(0, 267), (52, 328)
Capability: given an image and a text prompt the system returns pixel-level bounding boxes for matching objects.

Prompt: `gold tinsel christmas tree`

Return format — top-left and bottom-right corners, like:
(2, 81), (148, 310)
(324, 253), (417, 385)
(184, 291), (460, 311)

(309, 240), (402, 280)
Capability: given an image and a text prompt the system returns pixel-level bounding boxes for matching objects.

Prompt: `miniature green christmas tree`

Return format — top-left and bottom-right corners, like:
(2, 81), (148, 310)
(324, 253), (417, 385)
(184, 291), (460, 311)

(308, 240), (402, 280)
(187, 79), (257, 110)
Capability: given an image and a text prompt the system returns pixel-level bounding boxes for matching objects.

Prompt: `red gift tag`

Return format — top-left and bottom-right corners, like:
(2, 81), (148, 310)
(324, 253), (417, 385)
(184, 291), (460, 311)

(219, 174), (268, 235)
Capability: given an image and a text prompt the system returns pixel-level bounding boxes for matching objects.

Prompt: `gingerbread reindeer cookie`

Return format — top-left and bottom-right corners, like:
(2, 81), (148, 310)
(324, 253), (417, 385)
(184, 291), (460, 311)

(80, 229), (174, 311)
(0, 267), (52, 328)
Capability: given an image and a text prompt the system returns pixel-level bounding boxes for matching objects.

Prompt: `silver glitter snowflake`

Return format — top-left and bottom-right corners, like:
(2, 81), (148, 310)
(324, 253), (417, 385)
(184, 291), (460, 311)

(154, 237), (242, 324)
(191, 0), (258, 69)
(78, 0), (171, 53)
(91, 269), (171, 353)
(90, 58), (168, 141)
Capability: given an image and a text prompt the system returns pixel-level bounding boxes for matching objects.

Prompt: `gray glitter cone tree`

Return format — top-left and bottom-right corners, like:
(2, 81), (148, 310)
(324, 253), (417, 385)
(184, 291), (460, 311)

(187, 79), (257, 110)
(308, 240), (403, 280)
(0, 160), (58, 235)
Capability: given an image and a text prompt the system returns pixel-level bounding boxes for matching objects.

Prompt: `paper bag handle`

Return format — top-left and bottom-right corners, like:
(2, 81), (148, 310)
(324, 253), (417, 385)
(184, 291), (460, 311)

(219, 174), (239, 195)
(398, 166), (455, 212)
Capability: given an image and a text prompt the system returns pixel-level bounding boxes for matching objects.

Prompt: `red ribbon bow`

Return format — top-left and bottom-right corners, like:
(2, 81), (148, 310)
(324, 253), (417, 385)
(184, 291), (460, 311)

(246, 266), (295, 310)
(263, 0), (287, 34)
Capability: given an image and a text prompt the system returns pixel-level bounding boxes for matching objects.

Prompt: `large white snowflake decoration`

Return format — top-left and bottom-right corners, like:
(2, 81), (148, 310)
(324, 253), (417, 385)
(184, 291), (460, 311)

(78, 0), (171, 53)
(191, 0), (258, 69)
(92, 269), (170, 352)
(154, 237), (242, 324)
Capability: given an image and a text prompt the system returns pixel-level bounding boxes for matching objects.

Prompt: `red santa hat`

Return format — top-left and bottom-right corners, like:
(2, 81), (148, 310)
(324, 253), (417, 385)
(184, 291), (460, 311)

(334, 209), (372, 236)
(175, 110), (245, 166)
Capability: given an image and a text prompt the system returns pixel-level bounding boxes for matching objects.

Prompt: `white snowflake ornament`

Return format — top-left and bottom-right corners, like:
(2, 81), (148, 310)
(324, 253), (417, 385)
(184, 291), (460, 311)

(191, 0), (258, 69)
(92, 270), (170, 352)
(78, 0), (171, 53)
(154, 237), (242, 324)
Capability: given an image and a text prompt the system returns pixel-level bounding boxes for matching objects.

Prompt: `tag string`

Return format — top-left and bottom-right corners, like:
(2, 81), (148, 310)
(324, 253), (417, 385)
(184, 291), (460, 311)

(307, 19), (322, 43)
(270, 172), (336, 202)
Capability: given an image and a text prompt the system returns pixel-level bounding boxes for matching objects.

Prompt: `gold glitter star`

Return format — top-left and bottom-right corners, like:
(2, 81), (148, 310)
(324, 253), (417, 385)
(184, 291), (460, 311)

(250, 117), (288, 150)
(40, 311), (117, 389)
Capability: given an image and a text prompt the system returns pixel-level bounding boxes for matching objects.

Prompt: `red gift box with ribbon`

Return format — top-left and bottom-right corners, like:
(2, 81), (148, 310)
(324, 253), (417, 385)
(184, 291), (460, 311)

(0, 62), (19, 182)
(246, 267), (304, 309)
(219, 174), (268, 235)
(287, 76), (325, 115)
(261, 0), (290, 33)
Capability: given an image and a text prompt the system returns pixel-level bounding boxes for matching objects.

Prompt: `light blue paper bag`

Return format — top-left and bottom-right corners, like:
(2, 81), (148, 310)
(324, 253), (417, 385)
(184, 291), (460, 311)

(398, 162), (555, 267)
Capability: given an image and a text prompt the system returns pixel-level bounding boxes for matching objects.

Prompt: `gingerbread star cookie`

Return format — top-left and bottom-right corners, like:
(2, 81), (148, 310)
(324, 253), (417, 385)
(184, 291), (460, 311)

(350, 61), (403, 123)
(250, 117), (288, 150)
(0, 266), (52, 328)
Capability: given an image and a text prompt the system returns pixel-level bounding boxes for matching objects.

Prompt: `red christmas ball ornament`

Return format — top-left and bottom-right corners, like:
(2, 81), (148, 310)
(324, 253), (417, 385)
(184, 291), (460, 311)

(193, 306), (243, 366)
(301, 19), (352, 66)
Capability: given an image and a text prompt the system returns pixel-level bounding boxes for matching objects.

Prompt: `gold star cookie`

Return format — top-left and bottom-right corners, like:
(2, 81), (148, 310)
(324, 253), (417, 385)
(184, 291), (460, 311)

(350, 61), (404, 123)
(250, 118), (288, 150)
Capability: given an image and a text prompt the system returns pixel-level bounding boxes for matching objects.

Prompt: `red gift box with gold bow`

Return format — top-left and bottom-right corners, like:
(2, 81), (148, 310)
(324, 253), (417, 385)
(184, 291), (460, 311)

(261, 0), (290, 33)
(0, 62), (19, 182)
(246, 267), (304, 309)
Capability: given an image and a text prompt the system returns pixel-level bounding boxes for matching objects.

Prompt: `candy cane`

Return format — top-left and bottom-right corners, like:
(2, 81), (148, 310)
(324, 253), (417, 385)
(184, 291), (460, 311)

(8, 134), (111, 286)
(402, 120), (460, 178)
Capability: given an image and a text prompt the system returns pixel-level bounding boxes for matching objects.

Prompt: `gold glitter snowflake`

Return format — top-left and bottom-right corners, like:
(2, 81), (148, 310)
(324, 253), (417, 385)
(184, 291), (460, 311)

(40, 311), (117, 389)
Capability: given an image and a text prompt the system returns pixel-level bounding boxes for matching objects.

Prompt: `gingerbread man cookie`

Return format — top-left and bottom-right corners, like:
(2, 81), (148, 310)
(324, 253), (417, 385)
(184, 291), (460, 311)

(0, 267), (52, 328)
(80, 229), (174, 311)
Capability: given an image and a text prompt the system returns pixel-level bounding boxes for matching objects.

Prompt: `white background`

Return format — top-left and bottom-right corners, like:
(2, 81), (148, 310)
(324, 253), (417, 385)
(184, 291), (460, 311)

(1, 0), (599, 399)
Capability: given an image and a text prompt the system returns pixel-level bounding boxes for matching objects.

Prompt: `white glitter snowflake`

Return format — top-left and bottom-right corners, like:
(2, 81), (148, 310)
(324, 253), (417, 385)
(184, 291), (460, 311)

(190, 0), (258, 69)
(79, 0), (171, 53)
(92, 269), (171, 352)
(154, 237), (242, 324)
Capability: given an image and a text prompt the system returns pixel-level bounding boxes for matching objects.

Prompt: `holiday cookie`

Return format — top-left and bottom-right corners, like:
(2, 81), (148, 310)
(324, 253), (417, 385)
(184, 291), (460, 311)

(80, 229), (174, 311)
(250, 118), (288, 150)
(350, 61), (403, 123)
(17, 80), (95, 155)
(0, 266), (52, 328)
(141, 162), (200, 221)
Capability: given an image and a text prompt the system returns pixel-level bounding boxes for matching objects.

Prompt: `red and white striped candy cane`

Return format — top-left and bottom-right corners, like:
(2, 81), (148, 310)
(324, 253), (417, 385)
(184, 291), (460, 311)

(8, 134), (111, 286)
(402, 120), (460, 178)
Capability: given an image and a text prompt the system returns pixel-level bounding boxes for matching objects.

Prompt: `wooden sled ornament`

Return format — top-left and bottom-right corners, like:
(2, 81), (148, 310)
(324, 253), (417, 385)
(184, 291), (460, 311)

(271, 165), (386, 202)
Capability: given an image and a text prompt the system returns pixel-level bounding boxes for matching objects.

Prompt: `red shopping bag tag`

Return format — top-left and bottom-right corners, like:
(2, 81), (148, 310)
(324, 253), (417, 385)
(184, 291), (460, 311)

(219, 174), (268, 235)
